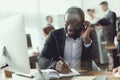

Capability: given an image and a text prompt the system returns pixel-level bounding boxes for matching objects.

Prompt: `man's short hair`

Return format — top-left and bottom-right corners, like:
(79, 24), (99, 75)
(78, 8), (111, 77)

(65, 6), (85, 22)
(100, 1), (108, 5)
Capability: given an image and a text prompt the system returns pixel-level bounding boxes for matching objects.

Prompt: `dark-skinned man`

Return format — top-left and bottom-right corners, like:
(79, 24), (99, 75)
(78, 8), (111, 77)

(38, 7), (99, 74)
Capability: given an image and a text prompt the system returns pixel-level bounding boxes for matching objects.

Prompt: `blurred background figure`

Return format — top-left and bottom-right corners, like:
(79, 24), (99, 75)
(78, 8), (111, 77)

(96, 18), (114, 45)
(43, 25), (55, 39)
(117, 32), (120, 56)
(96, 18), (119, 70)
(87, 9), (99, 24)
(100, 1), (117, 40)
(46, 15), (54, 28)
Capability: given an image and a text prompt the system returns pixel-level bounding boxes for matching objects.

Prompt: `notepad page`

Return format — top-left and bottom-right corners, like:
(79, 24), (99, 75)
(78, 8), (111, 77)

(71, 76), (96, 80)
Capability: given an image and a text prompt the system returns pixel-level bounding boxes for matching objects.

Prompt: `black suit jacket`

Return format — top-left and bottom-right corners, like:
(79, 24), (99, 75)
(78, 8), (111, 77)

(38, 28), (99, 70)
(105, 10), (117, 36)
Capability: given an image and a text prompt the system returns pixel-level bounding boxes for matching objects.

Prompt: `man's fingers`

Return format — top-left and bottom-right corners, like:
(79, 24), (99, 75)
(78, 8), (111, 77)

(83, 21), (91, 29)
(55, 60), (70, 73)
(81, 21), (91, 37)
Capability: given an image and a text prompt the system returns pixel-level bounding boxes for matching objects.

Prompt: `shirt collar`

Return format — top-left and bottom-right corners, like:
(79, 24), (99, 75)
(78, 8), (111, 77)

(66, 33), (82, 39)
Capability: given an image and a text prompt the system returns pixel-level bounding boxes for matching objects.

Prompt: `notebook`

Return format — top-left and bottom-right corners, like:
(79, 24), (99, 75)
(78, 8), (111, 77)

(41, 69), (80, 79)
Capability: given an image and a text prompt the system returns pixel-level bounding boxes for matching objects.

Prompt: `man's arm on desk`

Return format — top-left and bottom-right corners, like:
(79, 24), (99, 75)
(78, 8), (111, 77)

(38, 31), (58, 69)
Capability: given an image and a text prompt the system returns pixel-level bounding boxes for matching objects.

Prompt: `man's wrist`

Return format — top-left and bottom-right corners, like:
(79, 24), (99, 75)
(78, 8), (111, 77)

(83, 36), (91, 44)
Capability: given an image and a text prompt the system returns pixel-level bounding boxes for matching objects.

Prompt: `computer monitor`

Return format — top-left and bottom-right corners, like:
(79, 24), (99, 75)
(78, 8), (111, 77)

(0, 14), (30, 74)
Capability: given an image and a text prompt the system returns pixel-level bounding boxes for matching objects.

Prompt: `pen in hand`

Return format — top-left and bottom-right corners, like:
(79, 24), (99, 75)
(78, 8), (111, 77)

(37, 63), (46, 80)
(59, 57), (70, 71)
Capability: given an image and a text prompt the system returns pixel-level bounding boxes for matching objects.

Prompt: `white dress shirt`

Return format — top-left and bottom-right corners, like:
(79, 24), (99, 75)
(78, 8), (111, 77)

(64, 35), (92, 70)
(104, 10), (110, 16)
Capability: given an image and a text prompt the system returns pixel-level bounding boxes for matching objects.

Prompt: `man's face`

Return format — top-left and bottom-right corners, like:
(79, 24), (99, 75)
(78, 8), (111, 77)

(101, 5), (108, 12)
(65, 13), (84, 38)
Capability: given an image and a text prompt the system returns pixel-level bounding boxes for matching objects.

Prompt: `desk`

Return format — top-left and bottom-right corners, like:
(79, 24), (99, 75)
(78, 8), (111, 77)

(52, 71), (120, 80)
(11, 70), (120, 80)
(105, 45), (117, 70)
(85, 71), (119, 80)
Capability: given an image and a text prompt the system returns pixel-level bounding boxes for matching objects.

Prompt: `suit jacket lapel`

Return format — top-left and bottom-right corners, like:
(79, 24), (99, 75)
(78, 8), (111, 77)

(59, 28), (66, 57)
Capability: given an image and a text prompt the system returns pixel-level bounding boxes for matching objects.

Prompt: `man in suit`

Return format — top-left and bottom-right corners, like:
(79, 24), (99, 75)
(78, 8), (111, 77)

(100, 1), (117, 41)
(38, 7), (99, 73)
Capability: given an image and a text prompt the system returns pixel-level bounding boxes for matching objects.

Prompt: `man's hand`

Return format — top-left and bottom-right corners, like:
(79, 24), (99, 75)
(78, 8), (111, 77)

(81, 21), (91, 44)
(55, 60), (70, 74)
(113, 66), (120, 74)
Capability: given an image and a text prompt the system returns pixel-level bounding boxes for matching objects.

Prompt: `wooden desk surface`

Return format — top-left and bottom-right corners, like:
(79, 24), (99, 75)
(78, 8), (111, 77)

(104, 45), (117, 50)
(87, 71), (119, 80)
(52, 71), (120, 80)
(3, 70), (120, 80)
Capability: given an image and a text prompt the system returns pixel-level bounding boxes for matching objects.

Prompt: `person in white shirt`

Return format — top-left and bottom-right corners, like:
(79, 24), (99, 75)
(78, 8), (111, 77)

(46, 15), (54, 28)
(87, 9), (99, 24)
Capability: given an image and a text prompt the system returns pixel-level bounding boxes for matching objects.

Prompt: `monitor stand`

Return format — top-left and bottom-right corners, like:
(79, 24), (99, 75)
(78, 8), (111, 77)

(0, 46), (9, 69)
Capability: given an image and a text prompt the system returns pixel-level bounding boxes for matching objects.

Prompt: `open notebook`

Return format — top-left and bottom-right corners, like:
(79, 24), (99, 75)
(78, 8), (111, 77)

(41, 69), (80, 79)
(14, 69), (80, 79)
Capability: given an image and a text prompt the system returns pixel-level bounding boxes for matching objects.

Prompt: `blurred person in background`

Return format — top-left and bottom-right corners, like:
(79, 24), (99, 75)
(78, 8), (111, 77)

(46, 15), (55, 29)
(43, 25), (55, 39)
(100, 1), (117, 40)
(87, 9), (99, 25)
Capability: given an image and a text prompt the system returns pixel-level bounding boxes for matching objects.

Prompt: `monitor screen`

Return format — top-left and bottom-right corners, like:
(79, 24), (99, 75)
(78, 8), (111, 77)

(26, 34), (32, 48)
(0, 14), (30, 74)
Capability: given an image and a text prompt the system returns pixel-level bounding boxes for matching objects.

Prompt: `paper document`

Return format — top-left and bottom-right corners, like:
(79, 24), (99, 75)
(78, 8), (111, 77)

(71, 76), (96, 80)
(41, 68), (80, 79)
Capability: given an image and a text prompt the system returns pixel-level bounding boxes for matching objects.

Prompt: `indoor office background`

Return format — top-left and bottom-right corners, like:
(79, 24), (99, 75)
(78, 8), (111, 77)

(0, 0), (120, 79)
(0, 0), (120, 50)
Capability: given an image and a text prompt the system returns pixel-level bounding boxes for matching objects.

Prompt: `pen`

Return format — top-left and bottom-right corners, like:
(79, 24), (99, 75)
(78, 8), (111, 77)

(37, 63), (46, 80)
